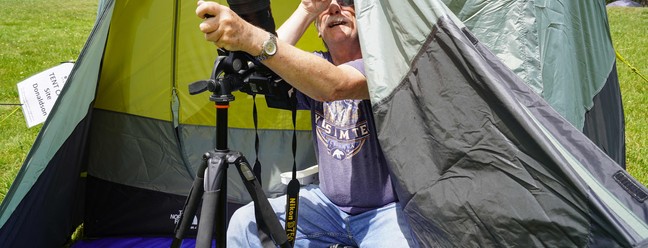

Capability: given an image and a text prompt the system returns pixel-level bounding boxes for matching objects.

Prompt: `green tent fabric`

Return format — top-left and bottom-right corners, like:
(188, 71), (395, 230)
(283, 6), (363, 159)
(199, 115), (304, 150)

(443, 0), (626, 168)
(356, 0), (645, 246)
(0, 0), (320, 246)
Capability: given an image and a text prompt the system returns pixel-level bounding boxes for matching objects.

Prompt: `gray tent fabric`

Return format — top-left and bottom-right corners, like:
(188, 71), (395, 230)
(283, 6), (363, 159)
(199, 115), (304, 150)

(442, 0), (617, 131)
(583, 65), (626, 170)
(442, 0), (626, 168)
(357, 0), (648, 247)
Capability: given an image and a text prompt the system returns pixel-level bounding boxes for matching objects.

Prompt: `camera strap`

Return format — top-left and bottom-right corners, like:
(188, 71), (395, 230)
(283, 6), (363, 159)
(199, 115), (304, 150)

(250, 94), (300, 248)
(252, 95), (262, 185)
(251, 95), (275, 247)
(284, 100), (300, 246)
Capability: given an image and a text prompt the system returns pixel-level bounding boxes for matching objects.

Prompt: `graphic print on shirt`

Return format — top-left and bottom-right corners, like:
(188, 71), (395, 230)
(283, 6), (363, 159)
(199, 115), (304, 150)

(314, 100), (370, 160)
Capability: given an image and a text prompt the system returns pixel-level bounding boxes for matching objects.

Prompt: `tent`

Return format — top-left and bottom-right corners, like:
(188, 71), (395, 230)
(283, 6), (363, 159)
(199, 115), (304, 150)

(607, 0), (643, 7)
(1, 0), (644, 247)
(439, 0), (626, 169)
(0, 0), (319, 247)
(358, 0), (645, 246)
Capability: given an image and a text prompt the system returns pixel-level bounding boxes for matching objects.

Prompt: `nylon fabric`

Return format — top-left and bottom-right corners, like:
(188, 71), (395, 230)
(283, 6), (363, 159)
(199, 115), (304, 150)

(85, 176), (191, 237)
(87, 109), (192, 195)
(0, 0), (637, 247)
(179, 124), (316, 204)
(93, 0), (313, 130)
(87, 109), (316, 201)
(374, 22), (588, 246)
(95, 0), (175, 120)
(0, 119), (91, 248)
(355, 0), (464, 103)
(0, 0), (322, 246)
(582, 63), (626, 168)
(357, 0), (647, 245)
(440, 0), (616, 130)
(442, 0), (540, 92)
(367, 13), (646, 247)
(0, 0), (114, 227)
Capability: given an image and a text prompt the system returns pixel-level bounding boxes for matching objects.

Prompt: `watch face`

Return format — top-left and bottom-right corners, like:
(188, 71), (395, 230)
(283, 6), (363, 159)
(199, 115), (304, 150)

(256, 34), (277, 61)
(265, 38), (277, 56)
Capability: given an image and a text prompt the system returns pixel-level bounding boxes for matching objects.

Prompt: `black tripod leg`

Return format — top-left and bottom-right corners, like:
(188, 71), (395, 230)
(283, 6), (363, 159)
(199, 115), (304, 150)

(171, 154), (209, 248)
(197, 191), (218, 248)
(216, 174), (228, 247)
(196, 153), (227, 248)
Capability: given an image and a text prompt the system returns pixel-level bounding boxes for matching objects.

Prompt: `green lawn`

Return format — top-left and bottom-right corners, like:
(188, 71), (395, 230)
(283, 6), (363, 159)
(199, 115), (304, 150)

(0, 1), (647, 205)
(607, 7), (648, 184)
(0, 0), (98, 201)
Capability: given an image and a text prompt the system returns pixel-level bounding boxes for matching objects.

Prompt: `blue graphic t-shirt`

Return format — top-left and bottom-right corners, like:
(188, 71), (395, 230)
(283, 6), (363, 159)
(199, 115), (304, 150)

(296, 52), (396, 215)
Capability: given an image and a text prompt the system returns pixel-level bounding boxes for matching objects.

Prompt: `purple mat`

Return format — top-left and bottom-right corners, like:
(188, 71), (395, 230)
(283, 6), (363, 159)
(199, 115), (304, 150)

(72, 237), (216, 248)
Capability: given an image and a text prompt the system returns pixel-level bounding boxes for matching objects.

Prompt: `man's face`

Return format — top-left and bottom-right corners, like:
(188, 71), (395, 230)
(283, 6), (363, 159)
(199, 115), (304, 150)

(316, 1), (358, 46)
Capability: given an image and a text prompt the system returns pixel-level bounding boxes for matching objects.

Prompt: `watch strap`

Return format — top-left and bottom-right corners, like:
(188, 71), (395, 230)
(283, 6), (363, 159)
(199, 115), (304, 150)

(254, 32), (277, 62)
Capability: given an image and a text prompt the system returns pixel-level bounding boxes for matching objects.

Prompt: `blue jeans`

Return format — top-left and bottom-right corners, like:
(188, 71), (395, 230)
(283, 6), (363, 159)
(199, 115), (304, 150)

(227, 185), (419, 247)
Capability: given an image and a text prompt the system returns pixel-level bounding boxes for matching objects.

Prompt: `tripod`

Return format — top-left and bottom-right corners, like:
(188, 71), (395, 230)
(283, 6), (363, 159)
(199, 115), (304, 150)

(171, 52), (292, 248)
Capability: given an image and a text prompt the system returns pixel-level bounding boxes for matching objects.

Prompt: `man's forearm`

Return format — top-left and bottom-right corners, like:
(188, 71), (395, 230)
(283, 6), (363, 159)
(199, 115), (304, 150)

(277, 5), (318, 45)
(196, 1), (368, 101)
(262, 37), (369, 101)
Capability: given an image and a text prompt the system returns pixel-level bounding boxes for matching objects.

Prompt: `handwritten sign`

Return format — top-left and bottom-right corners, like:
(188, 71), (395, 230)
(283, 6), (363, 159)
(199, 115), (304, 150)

(17, 62), (74, 127)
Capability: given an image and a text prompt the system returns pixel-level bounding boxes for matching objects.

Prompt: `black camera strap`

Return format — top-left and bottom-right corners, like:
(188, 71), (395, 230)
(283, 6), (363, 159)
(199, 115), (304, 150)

(252, 95), (262, 185)
(250, 94), (300, 248)
(251, 95), (275, 247)
(284, 100), (300, 246)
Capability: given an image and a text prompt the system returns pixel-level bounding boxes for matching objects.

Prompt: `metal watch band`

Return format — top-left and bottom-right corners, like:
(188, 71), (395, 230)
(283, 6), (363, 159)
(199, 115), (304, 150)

(254, 32), (277, 62)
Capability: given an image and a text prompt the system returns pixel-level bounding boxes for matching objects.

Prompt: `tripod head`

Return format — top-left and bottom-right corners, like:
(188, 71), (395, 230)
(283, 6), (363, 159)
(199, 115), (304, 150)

(188, 49), (294, 110)
(189, 0), (294, 110)
(188, 50), (247, 103)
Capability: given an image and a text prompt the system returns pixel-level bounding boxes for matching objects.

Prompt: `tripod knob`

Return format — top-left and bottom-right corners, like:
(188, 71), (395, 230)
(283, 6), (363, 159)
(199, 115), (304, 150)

(239, 161), (256, 181)
(188, 79), (213, 95)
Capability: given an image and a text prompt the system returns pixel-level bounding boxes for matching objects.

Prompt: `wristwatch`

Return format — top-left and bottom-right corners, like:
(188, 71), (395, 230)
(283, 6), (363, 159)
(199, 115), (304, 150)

(254, 32), (278, 62)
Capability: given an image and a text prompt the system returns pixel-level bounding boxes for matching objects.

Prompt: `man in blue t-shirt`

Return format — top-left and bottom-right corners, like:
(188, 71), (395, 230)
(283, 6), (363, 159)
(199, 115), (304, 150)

(196, 0), (418, 246)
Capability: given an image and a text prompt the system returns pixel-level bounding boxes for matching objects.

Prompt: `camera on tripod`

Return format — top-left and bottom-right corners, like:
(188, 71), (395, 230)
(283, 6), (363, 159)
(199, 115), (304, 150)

(188, 0), (294, 110)
(175, 1), (298, 248)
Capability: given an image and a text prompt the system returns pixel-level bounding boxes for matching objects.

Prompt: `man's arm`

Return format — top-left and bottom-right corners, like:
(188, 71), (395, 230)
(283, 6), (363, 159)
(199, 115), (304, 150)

(276, 5), (316, 45)
(264, 39), (368, 101)
(276, 0), (329, 45)
(196, 0), (369, 101)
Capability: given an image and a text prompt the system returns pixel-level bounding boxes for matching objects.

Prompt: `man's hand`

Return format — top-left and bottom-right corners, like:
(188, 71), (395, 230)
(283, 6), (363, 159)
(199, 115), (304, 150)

(196, 0), (368, 101)
(300, 0), (332, 17)
(277, 0), (331, 45)
(196, 0), (265, 55)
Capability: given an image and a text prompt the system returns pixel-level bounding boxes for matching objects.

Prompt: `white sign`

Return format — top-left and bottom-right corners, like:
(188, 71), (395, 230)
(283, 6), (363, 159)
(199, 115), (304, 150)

(17, 62), (74, 127)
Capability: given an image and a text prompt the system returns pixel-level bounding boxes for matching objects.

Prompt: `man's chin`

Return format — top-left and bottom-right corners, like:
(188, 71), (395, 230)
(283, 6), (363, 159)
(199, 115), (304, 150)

(325, 27), (354, 37)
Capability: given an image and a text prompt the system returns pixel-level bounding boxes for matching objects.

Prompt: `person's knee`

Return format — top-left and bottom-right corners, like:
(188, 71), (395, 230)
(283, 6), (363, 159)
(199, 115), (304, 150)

(228, 203), (256, 232)
(226, 203), (259, 246)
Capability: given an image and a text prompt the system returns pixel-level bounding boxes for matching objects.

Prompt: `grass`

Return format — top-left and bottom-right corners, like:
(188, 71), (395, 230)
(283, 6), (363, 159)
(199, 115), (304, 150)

(0, 0), (98, 200)
(607, 7), (648, 184)
(0, 1), (646, 202)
